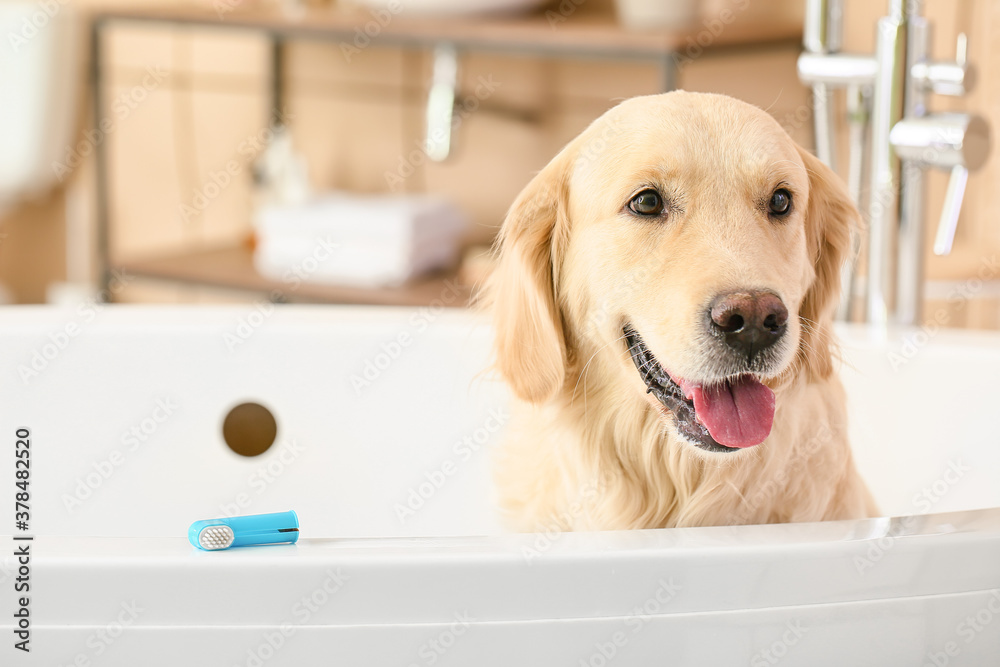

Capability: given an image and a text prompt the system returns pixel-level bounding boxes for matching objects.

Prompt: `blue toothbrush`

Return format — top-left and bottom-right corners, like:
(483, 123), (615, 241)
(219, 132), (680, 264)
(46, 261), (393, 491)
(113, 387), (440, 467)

(189, 510), (299, 551)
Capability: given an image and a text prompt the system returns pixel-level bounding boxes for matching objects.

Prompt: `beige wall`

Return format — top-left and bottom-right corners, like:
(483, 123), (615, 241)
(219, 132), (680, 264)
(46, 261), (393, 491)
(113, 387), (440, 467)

(0, 192), (67, 304)
(3, 0), (998, 327)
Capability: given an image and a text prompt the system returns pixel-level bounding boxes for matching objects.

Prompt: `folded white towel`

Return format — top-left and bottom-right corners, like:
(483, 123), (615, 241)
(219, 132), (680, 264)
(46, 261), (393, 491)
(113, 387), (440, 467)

(253, 192), (466, 288)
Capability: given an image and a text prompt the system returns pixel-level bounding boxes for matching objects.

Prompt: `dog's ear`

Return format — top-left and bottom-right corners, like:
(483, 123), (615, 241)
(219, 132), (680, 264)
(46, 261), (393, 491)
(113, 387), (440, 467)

(796, 145), (857, 380)
(486, 147), (576, 403)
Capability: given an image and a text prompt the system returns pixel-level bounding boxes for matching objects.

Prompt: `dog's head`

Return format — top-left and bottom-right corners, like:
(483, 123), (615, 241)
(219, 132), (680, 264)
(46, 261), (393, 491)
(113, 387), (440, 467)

(489, 92), (857, 455)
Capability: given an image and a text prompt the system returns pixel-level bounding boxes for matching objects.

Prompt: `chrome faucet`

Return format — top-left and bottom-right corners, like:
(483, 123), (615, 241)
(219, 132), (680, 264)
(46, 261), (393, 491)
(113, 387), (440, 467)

(799, 0), (875, 320)
(798, 0), (991, 326)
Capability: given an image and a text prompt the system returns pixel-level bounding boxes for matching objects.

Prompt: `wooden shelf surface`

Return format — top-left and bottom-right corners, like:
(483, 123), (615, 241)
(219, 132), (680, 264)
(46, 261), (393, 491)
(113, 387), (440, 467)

(118, 244), (472, 306)
(93, 3), (803, 59)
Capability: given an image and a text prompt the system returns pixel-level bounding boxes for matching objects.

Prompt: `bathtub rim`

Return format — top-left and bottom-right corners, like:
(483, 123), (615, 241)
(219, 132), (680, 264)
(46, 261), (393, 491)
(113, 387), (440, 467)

(8, 507), (999, 627)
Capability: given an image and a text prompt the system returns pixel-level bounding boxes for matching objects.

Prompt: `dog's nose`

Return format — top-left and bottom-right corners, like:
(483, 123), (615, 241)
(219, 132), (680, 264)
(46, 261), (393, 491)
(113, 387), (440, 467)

(708, 290), (788, 359)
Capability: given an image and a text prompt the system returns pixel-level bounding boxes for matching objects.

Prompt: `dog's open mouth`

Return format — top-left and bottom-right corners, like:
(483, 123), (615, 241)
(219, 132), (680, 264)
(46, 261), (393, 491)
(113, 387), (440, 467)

(623, 325), (775, 453)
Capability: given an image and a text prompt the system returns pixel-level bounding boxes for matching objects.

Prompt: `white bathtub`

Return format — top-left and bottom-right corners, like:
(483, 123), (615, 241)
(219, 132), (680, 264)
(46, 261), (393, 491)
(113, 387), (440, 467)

(1, 305), (998, 666)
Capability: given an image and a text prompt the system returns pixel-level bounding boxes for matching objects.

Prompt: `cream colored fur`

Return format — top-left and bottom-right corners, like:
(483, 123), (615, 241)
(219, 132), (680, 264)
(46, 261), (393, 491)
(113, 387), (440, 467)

(487, 92), (878, 531)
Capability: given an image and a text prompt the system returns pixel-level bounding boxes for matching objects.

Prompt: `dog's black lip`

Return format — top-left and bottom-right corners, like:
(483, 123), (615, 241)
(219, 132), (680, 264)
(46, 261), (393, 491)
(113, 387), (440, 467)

(623, 325), (740, 454)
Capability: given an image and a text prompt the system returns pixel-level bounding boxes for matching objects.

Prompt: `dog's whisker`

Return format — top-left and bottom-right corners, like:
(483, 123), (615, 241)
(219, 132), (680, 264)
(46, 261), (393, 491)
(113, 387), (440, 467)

(571, 332), (630, 415)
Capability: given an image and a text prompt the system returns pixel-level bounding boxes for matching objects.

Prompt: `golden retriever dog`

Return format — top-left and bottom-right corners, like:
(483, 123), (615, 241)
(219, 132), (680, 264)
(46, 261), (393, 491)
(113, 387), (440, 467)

(487, 91), (877, 531)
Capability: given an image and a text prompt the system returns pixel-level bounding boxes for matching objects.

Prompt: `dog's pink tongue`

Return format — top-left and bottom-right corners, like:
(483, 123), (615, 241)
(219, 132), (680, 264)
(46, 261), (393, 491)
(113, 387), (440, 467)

(677, 376), (775, 448)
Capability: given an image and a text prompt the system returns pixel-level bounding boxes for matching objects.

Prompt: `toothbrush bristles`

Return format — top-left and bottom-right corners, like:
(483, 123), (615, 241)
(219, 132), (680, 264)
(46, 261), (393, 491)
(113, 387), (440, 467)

(199, 525), (235, 550)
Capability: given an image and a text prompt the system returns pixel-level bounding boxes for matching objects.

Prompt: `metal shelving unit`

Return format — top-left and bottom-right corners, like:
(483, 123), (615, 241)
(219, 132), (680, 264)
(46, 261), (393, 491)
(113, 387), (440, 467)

(89, 3), (802, 304)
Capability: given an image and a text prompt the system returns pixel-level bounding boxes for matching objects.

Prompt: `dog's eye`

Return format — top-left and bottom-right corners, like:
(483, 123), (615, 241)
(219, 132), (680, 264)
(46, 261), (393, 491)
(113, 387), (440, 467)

(628, 190), (665, 216)
(768, 189), (792, 216)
